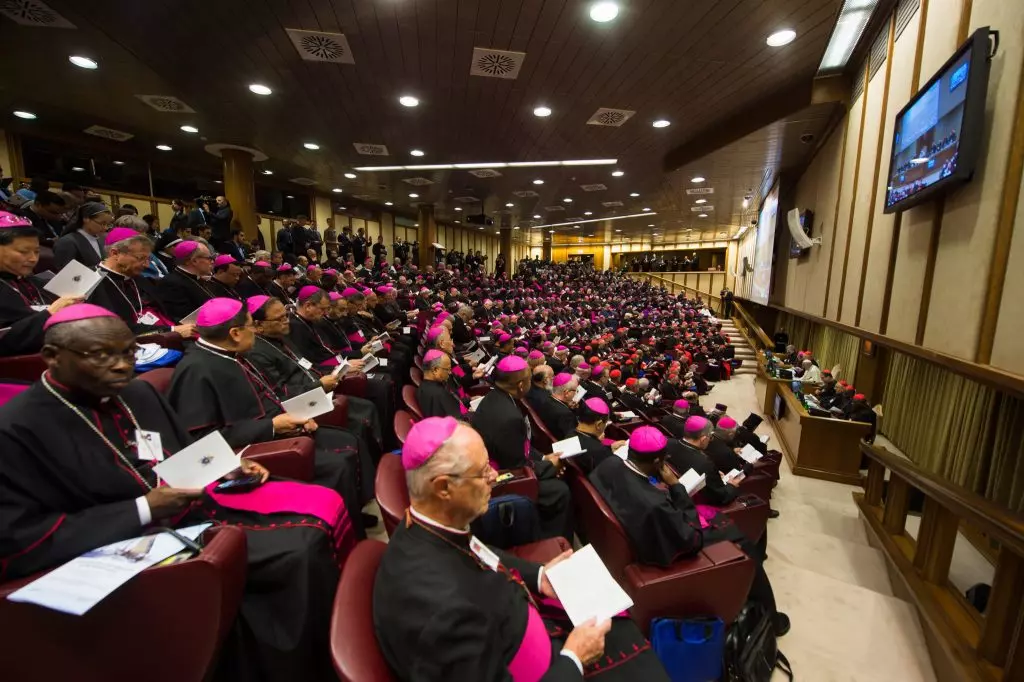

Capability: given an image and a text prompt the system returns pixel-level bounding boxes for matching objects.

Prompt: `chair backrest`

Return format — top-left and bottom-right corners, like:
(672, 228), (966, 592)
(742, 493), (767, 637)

(409, 367), (423, 387)
(393, 410), (416, 444)
(374, 452), (410, 537)
(330, 540), (396, 682)
(0, 354), (47, 383)
(401, 384), (423, 419)
(565, 464), (637, 582)
(0, 381), (30, 407)
(520, 398), (556, 454)
(136, 367), (175, 394)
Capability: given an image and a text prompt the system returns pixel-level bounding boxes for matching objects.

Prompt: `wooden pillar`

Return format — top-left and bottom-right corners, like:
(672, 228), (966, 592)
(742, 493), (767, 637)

(882, 475), (911, 535)
(913, 497), (958, 584)
(417, 204), (437, 270)
(979, 551), (1024, 667)
(500, 227), (513, 267)
(222, 148), (258, 240)
(542, 238), (552, 261)
(864, 459), (885, 508)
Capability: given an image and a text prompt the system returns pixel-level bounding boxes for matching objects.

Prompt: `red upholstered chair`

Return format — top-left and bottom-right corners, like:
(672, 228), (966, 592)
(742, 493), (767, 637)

(393, 410), (416, 444)
(135, 331), (185, 351)
(34, 245), (55, 275)
(332, 540), (396, 682)
(565, 465), (755, 635)
(520, 398), (556, 454)
(708, 495), (770, 544)
(242, 437), (316, 481)
(0, 525), (248, 682)
(736, 472), (774, 504)
(409, 367), (423, 387)
(136, 367), (174, 393)
(0, 354), (47, 383)
(401, 384), (423, 419)
(336, 372), (368, 399)
(315, 393), (351, 431)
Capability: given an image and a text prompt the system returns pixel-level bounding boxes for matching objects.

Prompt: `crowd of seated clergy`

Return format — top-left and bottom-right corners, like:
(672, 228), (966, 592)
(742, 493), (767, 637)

(1, 202), (795, 680)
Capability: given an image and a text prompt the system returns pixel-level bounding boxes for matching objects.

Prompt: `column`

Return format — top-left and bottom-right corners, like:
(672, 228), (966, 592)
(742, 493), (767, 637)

(222, 148), (258, 240)
(417, 204), (437, 269)
(542, 238), (552, 261)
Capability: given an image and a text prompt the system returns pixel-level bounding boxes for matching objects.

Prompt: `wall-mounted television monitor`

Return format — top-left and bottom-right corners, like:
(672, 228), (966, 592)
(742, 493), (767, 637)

(883, 27), (992, 213)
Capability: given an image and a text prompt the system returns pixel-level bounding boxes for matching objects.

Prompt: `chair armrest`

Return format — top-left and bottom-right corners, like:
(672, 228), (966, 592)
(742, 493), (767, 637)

(241, 437), (315, 481)
(716, 494), (770, 543)
(622, 541), (755, 635)
(751, 458), (780, 481)
(494, 467), (538, 502)
(316, 394), (351, 430)
(506, 537), (572, 563)
(737, 473), (774, 504)
(197, 526), (248, 647)
(0, 354), (47, 383)
(335, 373), (368, 399)
(135, 331), (184, 351)
(467, 383), (491, 397)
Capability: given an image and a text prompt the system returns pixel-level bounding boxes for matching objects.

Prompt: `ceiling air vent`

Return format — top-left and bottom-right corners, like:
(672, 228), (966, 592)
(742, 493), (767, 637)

(135, 95), (195, 113)
(469, 48), (526, 79)
(685, 187), (714, 195)
(402, 177), (434, 186)
(602, 200), (624, 207)
(586, 108), (636, 127)
(468, 168), (502, 178)
(285, 29), (355, 64)
(290, 177), (318, 186)
(0, 0), (75, 28)
(353, 143), (389, 156)
(580, 183), (607, 192)
(83, 125), (134, 142)
(512, 190), (539, 198)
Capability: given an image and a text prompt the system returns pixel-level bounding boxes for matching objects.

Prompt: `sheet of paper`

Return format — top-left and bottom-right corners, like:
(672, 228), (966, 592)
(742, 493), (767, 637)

(614, 443), (629, 460)
(722, 468), (745, 485)
(552, 435), (586, 459)
(615, 411), (637, 419)
(44, 260), (103, 299)
(680, 468), (706, 496)
(469, 395), (485, 412)
(361, 353), (379, 372)
(370, 339), (385, 353)
(6, 523), (212, 616)
(545, 545), (633, 626)
(759, 434), (771, 444)
(331, 358), (350, 376)
(179, 305), (203, 325)
(481, 354), (498, 375)
(739, 444), (763, 464)
(378, 358), (388, 367)
(464, 348), (485, 364)
(478, 336), (491, 342)
(403, 326), (412, 334)
(573, 385), (587, 403)
(281, 386), (335, 421)
(152, 431), (241, 488)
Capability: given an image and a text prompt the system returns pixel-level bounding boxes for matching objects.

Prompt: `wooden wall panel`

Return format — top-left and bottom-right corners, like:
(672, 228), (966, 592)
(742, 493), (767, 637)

(155, 200), (175, 235)
(918, 0), (961, 77)
(827, 95), (864, 319)
(989, 147), (1024, 373)
(923, 0), (1024, 359)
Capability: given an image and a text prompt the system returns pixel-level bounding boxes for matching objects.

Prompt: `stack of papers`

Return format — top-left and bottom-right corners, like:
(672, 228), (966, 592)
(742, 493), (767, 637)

(282, 386), (335, 421)
(739, 444), (763, 464)
(680, 468), (707, 496)
(545, 545), (633, 626)
(552, 436), (587, 460)
(44, 260), (103, 299)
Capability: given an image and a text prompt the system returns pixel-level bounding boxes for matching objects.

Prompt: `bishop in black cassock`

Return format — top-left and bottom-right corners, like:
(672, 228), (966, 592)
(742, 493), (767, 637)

(0, 212), (62, 356)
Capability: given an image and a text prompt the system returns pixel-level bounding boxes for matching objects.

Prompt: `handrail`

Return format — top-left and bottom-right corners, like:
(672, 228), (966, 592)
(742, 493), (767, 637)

(732, 300), (773, 350)
(861, 442), (1024, 558)
(624, 272), (723, 307)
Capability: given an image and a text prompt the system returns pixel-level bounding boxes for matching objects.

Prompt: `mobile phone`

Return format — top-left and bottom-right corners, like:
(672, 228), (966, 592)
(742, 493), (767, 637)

(214, 474), (263, 494)
(495, 472), (515, 484)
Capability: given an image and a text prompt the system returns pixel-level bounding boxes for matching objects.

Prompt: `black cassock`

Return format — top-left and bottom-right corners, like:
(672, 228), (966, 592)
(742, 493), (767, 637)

(157, 267), (214, 322)
(0, 271), (55, 356)
(373, 514), (668, 681)
(525, 388), (577, 440)
(88, 267), (169, 335)
(660, 413), (687, 440)
(417, 379), (466, 419)
(472, 390), (573, 541)
(665, 440), (739, 506)
(166, 341), (373, 535)
(0, 380), (342, 681)
(572, 430), (616, 476)
(705, 435), (753, 476)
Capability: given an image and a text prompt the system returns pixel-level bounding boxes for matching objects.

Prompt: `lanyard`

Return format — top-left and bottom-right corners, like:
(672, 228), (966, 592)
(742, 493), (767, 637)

(1, 277), (45, 307)
(98, 267), (143, 314)
(196, 341), (284, 409)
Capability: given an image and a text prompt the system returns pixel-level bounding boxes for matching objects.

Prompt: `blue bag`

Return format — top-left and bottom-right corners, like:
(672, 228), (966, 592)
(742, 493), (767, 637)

(469, 494), (539, 549)
(650, 616), (725, 682)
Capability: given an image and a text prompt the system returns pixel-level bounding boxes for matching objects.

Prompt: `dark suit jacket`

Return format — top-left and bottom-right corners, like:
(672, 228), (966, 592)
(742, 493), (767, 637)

(53, 231), (103, 270)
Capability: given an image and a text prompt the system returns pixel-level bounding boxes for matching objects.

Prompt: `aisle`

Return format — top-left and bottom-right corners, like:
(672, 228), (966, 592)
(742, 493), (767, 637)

(710, 375), (937, 681)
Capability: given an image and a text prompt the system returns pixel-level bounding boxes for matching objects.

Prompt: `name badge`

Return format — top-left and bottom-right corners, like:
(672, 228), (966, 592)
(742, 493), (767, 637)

(469, 535), (501, 572)
(31, 304), (48, 312)
(137, 311), (160, 326)
(135, 429), (164, 461)
(298, 358), (313, 370)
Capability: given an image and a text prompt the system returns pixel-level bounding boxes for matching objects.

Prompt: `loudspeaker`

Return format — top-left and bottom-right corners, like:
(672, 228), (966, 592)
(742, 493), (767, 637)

(787, 208), (816, 249)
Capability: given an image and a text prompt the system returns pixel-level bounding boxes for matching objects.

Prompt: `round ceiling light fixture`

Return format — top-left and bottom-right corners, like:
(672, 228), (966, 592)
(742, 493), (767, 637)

(629, 192), (639, 197)
(344, 172), (357, 179)
(385, 201), (394, 206)
(303, 142), (320, 150)
(332, 188), (343, 193)
(563, 197), (573, 203)
(155, 144), (172, 151)
(652, 119), (671, 128)
(691, 176), (705, 183)
(261, 169), (273, 175)
(695, 198), (707, 204)
(249, 83), (273, 96)
(698, 213), (709, 218)
(455, 207), (463, 211)
(611, 170), (624, 177)
(533, 179), (544, 185)
(642, 207), (651, 211)
(533, 106), (552, 117)
(13, 110), (36, 119)
(410, 149), (425, 157)
(69, 55), (98, 69)
(766, 29), (796, 47)
(533, 214), (542, 219)
(180, 125), (199, 133)
(112, 160), (125, 166)
(589, 1), (619, 23)
(505, 202), (514, 207)
(408, 193), (419, 199)
(399, 95), (420, 107)
(583, 211), (593, 216)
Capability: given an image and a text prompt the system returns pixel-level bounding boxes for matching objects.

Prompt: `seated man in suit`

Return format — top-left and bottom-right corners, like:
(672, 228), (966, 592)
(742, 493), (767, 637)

(373, 417), (669, 681)
(526, 368), (577, 440)
(590, 426), (789, 636)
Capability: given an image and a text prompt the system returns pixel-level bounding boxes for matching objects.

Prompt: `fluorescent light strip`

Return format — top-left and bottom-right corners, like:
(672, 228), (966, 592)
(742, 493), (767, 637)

(532, 212), (656, 229)
(818, 0), (878, 71)
(352, 158), (618, 172)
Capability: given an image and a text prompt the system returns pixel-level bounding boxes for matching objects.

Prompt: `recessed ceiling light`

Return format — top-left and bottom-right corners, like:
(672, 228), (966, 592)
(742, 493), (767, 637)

(303, 142), (320, 150)
(589, 1), (619, 22)
(261, 169), (273, 175)
(344, 172), (357, 179)
(214, 180), (223, 184)
(534, 106), (552, 117)
(112, 160), (125, 166)
(385, 201), (394, 206)
(505, 202), (514, 207)
(399, 95), (420, 107)
(767, 29), (797, 47)
(332, 188), (343, 193)
(71, 166), (85, 172)
(652, 119), (671, 128)
(455, 220), (460, 223)
(629, 192), (639, 197)
(408, 193), (419, 198)
(513, 225), (521, 230)
(611, 170), (624, 177)
(549, 230), (556, 233)
(533, 179), (544, 185)
(249, 83), (273, 96)
(642, 207), (651, 211)
(13, 110), (36, 120)
(742, 198), (750, 208)
(156, 144), (172, 151)
(286, 195), (294, 199)
(180, 125), (199, 133)
(563, 198), (573, 203)
(648, 224), (655, 227)
(410, 149), (425, 157)
(455, 207), (463, 211)
(695, 198), (707, 204)
(415, 223), (419, 227)
(698, 213), (708, 218)
(69, 55), (98, 69)
(691, 176), (705, 183)
(533, 214), (541, 219)
(615, 229), (622, 233)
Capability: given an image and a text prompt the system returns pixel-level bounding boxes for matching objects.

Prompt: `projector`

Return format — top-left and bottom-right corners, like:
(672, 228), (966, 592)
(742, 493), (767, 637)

(466, 213), (494, 226)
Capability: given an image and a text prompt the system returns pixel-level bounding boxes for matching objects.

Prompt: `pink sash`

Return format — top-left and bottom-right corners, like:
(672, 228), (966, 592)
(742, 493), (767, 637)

(695, 504), (717, 529)
(508, 604), (550, 682)
(322, 356), (340, 367)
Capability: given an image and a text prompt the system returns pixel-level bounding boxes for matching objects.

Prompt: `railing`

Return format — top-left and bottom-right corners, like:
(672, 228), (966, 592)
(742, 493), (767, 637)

(732, 300), (773, 351)
(857, 443), (1024, 681)
(624, 272), (723, 309)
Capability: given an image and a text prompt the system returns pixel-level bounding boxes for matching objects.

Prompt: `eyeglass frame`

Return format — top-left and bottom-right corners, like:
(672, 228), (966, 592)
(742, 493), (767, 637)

(52, 343), (139, 367)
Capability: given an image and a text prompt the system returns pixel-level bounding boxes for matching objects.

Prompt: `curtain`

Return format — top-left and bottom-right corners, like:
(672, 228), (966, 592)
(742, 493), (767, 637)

(984, 396), (1024, 514)
(777, 312), (859, 382)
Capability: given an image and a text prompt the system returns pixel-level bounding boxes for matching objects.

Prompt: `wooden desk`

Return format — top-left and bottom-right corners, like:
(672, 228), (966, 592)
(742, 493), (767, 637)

(755, 365), (870, 485)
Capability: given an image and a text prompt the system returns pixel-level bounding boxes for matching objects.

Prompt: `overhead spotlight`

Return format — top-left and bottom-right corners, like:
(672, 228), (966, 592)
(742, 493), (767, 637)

(408, 193), (419, 198)
(399, 95), (420, 107)
(533, 179), (544, 185)
(534, 106), (552, 117)
(13, 110), (36, 119)
(563, 198), (573, 203)
(615, 229), (622, 232)
(112, 160), (125, 166)
(505, 202), (514, 207)
(249, 83), (273, 96)
(698, 213), (709, 218)
(71, 166), (85, 172)
(261, 169), (273, 175)
(695, 198), (707, 204)
(629, 192), (639, 197)
(642, 207), (651, 211)
(691, 176), (705, 183)
(548, 230), (556, 234)
(285, 195), (294, 199)
(385, 201), (394, 206)
(410, 149), (425, 157)
(332, 188), (343, 193)
(767, 29), (797, 47)
(455, 207), (463, 211)
(611, 170), (624, 177)
(648, 224), (655, 227)
(180, 125), (199, 133)
(533, 214), (542, 219)
(69, 55), (98, 69)
(583, 211), (593, 216)
(344, 172), (357, 179)
(589, 1), (619, 22)
(156, 144), (172, 151)
(214, 180), (223, 184)
(652, 119), (671, 128)
(303, 142), (320, 150)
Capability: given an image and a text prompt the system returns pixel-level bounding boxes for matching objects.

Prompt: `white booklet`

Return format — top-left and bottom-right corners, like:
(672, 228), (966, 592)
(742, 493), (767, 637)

(760, 434), (771, 444)
(739, 444), (763, 464)
(552, 435), (586, 460)
(370, 339), (385, 353)
(361, 353), (379, 372)
(44, 260), (103, 299)
(152, 431), (241, 488)
(179, 305), (203, 325)
(614, 443), (629, 460)
(464, 348), (486, 364)
(680, 468), (707, 496)
(545, 545), (633, 626)
(722, 468), (746, 485)
(481, 354), (498, 375)
(331, 358), (351, 376)
(469, 395), (485, 412)
(6, 523), (213, 616)
(573, 385), (588, 403)
(615, 411), (638, 420)
(282, 386), (335, 421)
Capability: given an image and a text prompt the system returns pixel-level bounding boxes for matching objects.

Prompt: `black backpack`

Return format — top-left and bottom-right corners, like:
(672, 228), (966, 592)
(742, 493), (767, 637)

(469, 494), (540, 549)
(723, 602), (793, 681)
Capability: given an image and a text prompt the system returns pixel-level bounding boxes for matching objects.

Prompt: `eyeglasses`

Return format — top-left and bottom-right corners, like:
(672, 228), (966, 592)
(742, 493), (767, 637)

(262, 316), (288, 324)
(442, 462), (496, 481)
(55, 344), (138, 366)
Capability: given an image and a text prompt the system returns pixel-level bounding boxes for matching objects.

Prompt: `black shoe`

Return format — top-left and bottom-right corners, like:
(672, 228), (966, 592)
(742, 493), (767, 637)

(774, 612), (791, 637)
(768, 508), (780, 519)
(362, 512), (380, 529)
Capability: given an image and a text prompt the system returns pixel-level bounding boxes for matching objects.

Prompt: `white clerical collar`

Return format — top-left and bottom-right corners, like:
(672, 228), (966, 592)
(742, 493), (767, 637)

(409, 506), (470, 535)
(196, 337), (236, 358)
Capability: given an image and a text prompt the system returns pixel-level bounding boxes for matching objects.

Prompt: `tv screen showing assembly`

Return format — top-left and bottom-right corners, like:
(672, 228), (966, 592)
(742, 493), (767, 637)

(883, 26), (993, 213)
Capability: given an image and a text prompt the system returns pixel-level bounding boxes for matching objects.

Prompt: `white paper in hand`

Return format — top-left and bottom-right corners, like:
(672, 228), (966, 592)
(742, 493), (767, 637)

(573, 385), (587, 403)
(545, 545), (633, 626)
(680, 468), (707, 496)
(331, 358), (350, 376)
(759, 434), (771, 444)
(613, 443), (629, 460)
(361, 353), (379, 372)
(282, 386), (335, 421)
(44, 260), (103, 299)
(739, 444), (763, 464)
(552, 435), (586, 460)
(481, 354), (498, 375)
(464, 348), (485, 364)
(370, 339), (385, 353)
(179, 305), (203, 325)
(152, 431), (240, 489)
(469, 395), (485, 412)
